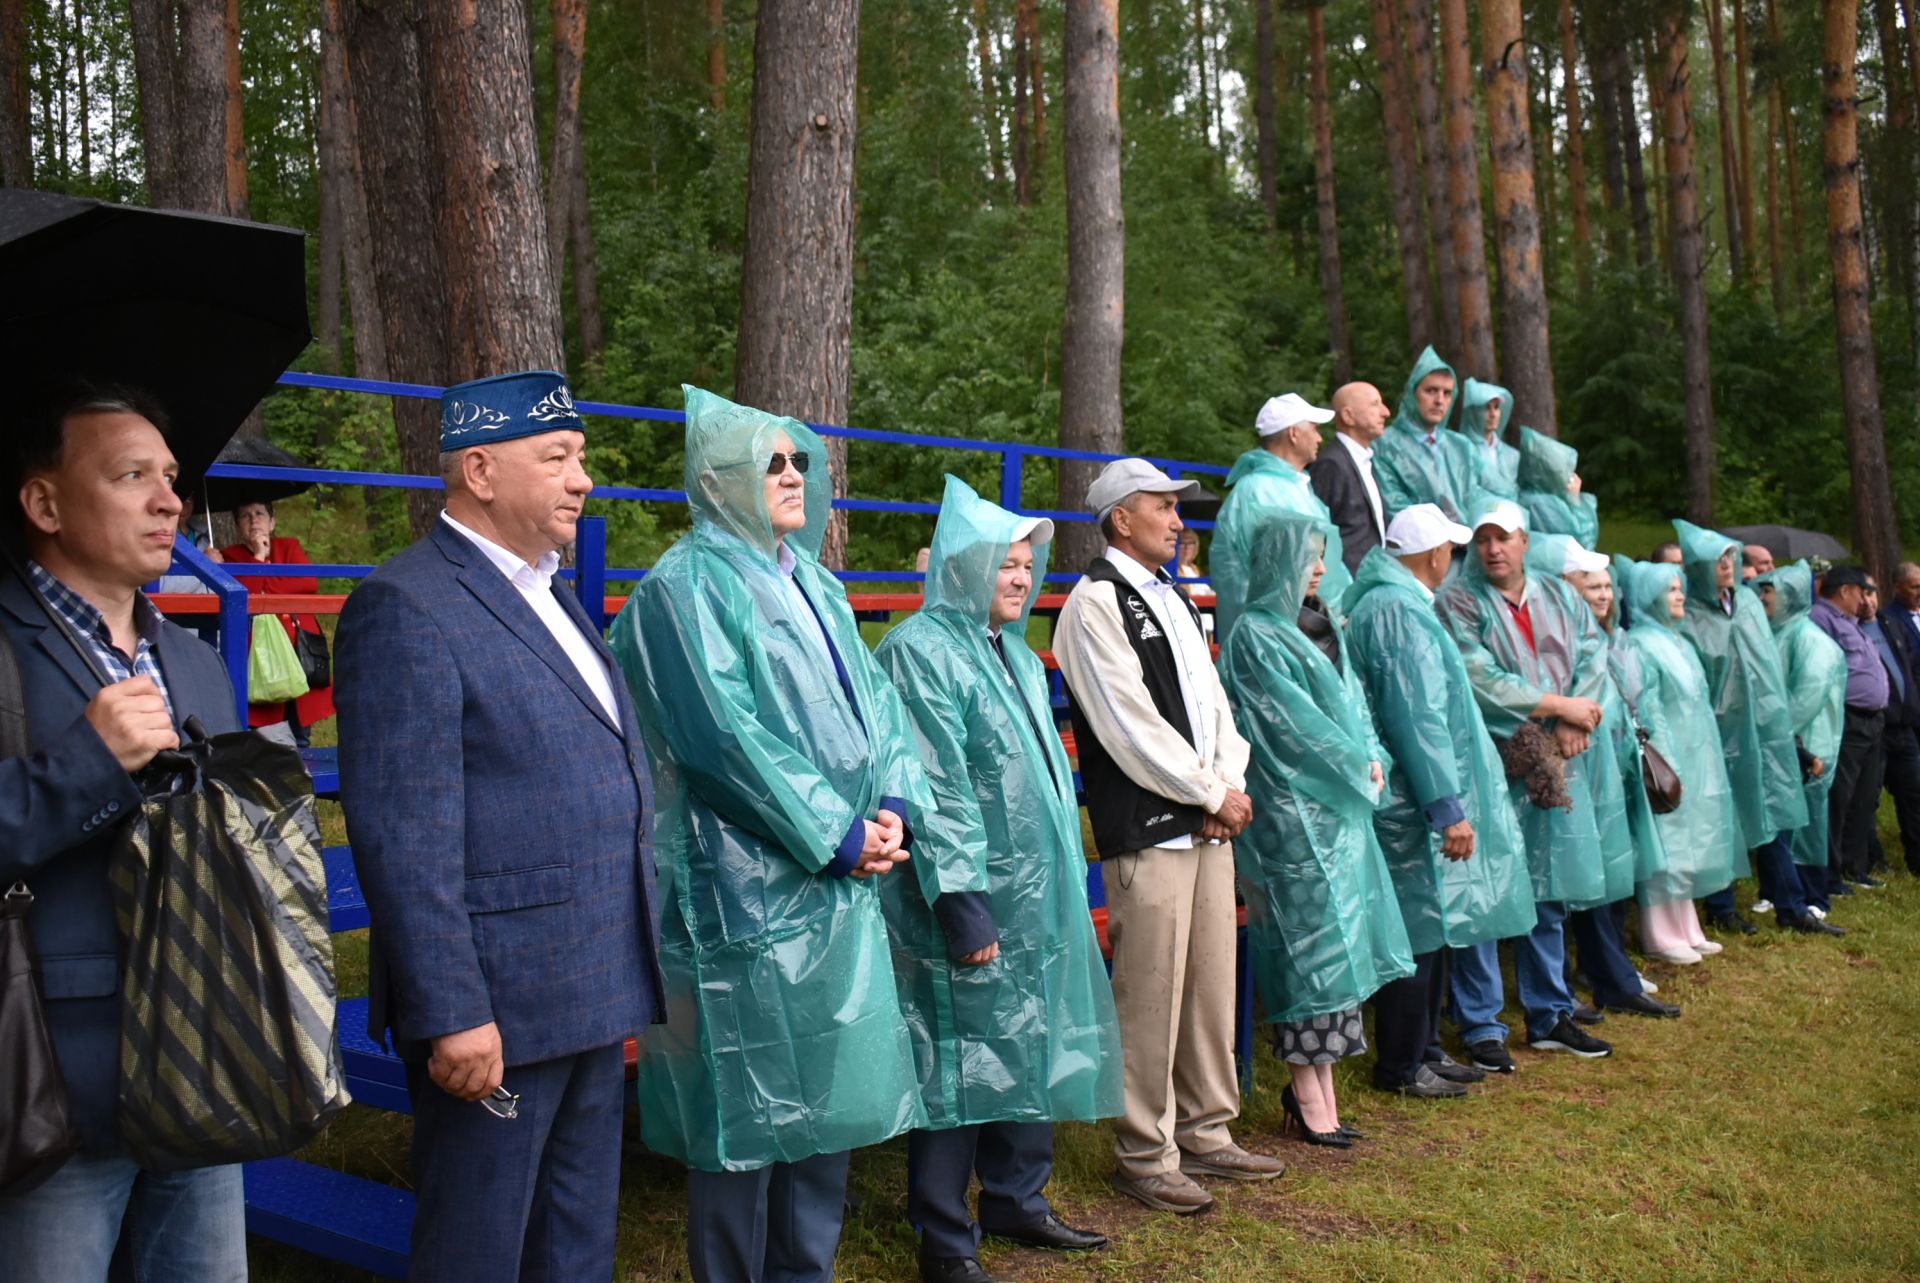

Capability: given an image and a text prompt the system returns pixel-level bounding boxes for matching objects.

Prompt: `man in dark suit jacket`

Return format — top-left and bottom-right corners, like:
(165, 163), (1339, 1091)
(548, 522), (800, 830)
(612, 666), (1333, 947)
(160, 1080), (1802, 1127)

(0, 385), (247, 1283)
(1308, 382), (1392, 575)
(336, 370), (664, 1283)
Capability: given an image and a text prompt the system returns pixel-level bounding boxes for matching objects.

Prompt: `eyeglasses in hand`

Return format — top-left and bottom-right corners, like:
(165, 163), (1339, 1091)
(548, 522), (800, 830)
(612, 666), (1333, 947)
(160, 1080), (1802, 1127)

(481, 1084), (520, 1121)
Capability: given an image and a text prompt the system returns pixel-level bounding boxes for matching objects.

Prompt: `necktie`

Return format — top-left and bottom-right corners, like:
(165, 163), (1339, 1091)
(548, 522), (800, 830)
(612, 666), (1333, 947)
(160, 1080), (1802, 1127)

(790, 575), (866, 734)
(994, 633), (1060, 791)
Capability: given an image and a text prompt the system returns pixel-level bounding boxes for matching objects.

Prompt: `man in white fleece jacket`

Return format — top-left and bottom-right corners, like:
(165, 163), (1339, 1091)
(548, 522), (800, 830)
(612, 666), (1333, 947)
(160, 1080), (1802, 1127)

(1055, 458), (1283, 1217)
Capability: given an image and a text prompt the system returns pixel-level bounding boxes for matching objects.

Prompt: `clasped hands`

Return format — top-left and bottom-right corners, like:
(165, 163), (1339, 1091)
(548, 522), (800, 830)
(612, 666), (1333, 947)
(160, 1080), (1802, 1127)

(848, 807), (909, 879)
(1199, 788), (1253, 843)
(1538, 694), (1603, 759)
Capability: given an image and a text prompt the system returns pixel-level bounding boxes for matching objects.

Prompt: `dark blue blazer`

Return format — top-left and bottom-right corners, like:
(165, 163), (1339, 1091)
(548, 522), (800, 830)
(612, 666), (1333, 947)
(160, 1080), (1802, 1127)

(334, 521), (663, 1066)
(0, 569), (241, 1153)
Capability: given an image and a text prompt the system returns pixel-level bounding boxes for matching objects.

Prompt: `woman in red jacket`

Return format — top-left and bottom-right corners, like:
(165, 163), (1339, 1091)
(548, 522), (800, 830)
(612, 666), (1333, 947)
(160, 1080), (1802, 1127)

(222, 500), (335, 745)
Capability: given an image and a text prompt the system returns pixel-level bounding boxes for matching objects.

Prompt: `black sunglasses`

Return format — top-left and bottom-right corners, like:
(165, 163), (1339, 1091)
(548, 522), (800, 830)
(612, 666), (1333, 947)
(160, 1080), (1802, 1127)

(766, 451), (811, 476)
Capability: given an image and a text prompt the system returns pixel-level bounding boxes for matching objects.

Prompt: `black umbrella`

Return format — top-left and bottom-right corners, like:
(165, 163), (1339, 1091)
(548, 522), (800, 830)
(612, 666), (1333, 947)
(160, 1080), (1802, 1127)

(1176, 481), (1225, 523)
(1720, 523), (1851, 563)
(201, 437), (313, 513)
(0, 190), (311, 492)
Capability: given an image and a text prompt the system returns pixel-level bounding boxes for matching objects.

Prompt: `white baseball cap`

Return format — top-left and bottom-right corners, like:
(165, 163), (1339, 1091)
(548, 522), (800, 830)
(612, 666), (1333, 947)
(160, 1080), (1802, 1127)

(1255, 393), (1336, 437)
(1473, 499), (1530, 534)
(1384, 504), (1473, 555)
(1008, 515), (1056, 545)
(1561, 541), (1610, 575)
(1085, 458), (1202, 517)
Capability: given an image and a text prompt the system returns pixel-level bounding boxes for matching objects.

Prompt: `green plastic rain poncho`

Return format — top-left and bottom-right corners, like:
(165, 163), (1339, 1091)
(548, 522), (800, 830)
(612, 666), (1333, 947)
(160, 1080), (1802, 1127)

(873, 476), (1121, 1130)
(1434, 528), (1613, 905)
(1213, 447), (1348, 641)
(1671, 519), (1809, 848)
(1340, 548), (1536, 954)
(1371, 346), (1485, 524)
(1219, 514), (1415, 1023)
(1522, 534), (1640, 906)
(609, 386), (934, 1171)
(1456, 378), (1520, 501)
(1515, 427), (1600, 548)
(1618, 560), (1744, 902)
(1598, 557), (1673, 890)
(1757, 562), (1845, 868)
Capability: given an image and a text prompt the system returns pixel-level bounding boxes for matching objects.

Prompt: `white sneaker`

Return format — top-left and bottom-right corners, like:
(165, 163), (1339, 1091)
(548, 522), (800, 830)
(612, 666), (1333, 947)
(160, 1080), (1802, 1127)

(1694, 940), (1724, 956)
(1638, 973), (1659, 995)
(1750, 898), (1773, 915)
(1808, 904), (1829, 920)
(1645, 947), (1703, 965)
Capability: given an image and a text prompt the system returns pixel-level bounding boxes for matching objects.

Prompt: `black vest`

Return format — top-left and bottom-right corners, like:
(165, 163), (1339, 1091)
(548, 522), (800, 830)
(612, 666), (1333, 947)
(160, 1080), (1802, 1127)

(1067, 557), (1209, 857)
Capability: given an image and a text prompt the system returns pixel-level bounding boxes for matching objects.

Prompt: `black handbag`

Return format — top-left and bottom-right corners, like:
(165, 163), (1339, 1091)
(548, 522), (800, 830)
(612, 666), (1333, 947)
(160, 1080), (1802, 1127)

(291, 621), (330, 690)
(1637, 726), (1685, 815)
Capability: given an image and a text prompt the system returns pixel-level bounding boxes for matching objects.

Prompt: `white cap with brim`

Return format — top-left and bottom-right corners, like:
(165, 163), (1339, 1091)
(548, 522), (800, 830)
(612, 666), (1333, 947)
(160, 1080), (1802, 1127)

(1255, 392), (1337, 437)
(1085, 457), (1202, 517)
(1384, 504), (1473, 555)
(1562, 542), (1610, 575)
(1473, 499), (1529, 534)
(1008, 515), (1056, 545)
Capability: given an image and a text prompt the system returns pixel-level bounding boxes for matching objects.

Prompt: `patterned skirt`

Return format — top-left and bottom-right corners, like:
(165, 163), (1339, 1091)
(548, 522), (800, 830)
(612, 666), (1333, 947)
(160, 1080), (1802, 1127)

(1273, 1007), (1367, 1066)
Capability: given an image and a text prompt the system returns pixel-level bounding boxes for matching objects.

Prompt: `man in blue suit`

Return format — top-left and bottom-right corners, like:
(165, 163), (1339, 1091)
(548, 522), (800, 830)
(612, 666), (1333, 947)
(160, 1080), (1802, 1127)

(0, 384), (246, 1283)
(336, 370), (664, 1282)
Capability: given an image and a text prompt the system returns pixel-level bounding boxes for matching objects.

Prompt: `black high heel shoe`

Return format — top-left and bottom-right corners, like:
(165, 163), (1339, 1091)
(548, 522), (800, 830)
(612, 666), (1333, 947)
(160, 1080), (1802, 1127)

(1334, 1123), (1365, 1141)
(1281, 1084), (1354, 1148)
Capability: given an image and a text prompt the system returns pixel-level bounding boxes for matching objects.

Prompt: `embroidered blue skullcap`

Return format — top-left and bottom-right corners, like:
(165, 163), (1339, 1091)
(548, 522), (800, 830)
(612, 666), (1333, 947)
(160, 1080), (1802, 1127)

(439, 370), (586, 451)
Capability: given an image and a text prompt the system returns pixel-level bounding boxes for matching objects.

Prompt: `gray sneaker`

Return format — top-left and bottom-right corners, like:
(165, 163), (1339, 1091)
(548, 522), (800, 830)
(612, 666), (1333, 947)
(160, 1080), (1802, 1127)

(1108, 1169), (1217, 1214)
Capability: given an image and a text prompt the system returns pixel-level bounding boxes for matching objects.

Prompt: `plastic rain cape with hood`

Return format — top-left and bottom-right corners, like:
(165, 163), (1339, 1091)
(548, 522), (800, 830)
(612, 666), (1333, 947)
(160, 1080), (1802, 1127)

(873, 476), (1122, 1130)
(1434, 517), (1613, 905)
(1220, 514), (1414, 1022)
(1213, 444), (1348, 643)
(1339, 546), (1535, 954)
(1523, 534), (1641, 905)
(1618, 559), (1744, 901)
(1755, 561), (1845, 868)
(1370, 346), (1486, 525)
(1455, 377), (1520, 502)
(608, 386), (934, 1171)
(1671, 519), (1809, 847)
(1514, 427), (1600, 548)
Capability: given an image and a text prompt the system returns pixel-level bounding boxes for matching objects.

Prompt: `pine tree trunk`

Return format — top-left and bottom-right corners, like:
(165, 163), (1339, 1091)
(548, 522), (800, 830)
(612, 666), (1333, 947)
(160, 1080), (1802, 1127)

(1403, 0), (1463, 360)
(971, 0), (1006, 187)
(1769, 0), (1809, 302)
(1482, 0), (1555, 434)
(548, 0), (586, 294)
(1371, 0), (1434, 347)
(734, 0), (861, 569)
(1872, 0), (1913, 304)
(1658, 9), (1716, 523)
(1255, 0), (1279, 230)
(1012, 0), (1031, 205)
(1557, 0), (1593, 290)
(1823, 0), (1900, 581)
(1767, 67), (1786, 309)
(345, 0), (451, 536)
(0, 0), (30, 186)
(1735, 0), (1757, 268)
(74, 0), (89, 179)
(1593, 31), (1628, 255)
(1703, 0), (1744, 281)
(1629, 40), (1658, 267)
(1307, 2), (1352, 383)
(1028, 3), (1045, 183)
(222, 0), (247, 218)
(129, 0), (181, 205)
(1191, 0), (1212, 145)
(1439, 0), (1493, 379)
(316, 82), (343, 372)
(707, 0), (726, 110)
(1056, 0), (1124, 572)
(570, 148), (605, 361)
(318, 0), (385, 378)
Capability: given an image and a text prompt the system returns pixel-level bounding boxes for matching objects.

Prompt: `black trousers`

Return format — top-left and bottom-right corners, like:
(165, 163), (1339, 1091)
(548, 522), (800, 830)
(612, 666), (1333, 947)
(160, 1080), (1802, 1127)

(1831, 708), (1887, 881)
(1371, 948), (1447, 1087)
(1879, 725), (1920, 874)
(907, 1122), (1054, 1259)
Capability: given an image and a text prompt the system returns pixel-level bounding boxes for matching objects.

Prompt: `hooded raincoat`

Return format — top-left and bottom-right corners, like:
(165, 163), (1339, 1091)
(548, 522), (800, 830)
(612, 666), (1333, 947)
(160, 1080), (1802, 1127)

(1515, 427), (1600, 548)
(609, 386), (933, 1171)
(1434, 534), (1612, 905)
(1220, 514), (1415, 1023)
(1456, 378), (1519, 501)
(1340, 548), (1535, 954)
(1757, 562), (1845, 868)
(1213, 447), (1348, 642)
(1671, 519), (1809, 848)
(1371, 346), (1484, 524)
(874, 477), (1122, 1130)
(1618, 560), (1744, 902)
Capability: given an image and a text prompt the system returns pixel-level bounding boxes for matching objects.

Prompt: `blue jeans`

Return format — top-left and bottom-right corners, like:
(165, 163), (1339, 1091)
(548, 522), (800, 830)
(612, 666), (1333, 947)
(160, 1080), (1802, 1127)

(1452, 901), (1574, 1043)
(0, 1153), (245, 1283)
(1753, 830), (1808, 921)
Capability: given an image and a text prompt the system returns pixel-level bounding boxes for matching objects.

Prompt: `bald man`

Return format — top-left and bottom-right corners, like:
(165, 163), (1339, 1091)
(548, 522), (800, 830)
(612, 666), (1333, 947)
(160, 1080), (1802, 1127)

(1742, 544), (1776, 582)
(1309, 382), (1391, 575)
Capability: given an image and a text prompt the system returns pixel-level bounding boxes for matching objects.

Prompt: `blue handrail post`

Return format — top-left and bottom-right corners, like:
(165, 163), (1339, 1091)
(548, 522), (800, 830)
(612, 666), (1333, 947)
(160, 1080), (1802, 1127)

(574, 517), (608, 633)
(999, 447), (1025, 514)
(170, 533), (252, 721)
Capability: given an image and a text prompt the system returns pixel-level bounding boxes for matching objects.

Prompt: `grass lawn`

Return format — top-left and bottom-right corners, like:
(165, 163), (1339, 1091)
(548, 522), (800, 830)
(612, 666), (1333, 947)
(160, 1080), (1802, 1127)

(255, 799), (1920, 1283)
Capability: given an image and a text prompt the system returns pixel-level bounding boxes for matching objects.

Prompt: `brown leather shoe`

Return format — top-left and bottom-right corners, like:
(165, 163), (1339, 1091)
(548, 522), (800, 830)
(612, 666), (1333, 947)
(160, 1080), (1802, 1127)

(1107, 1169), (1217, 1215)
(1177, 1143), (1287, 1182)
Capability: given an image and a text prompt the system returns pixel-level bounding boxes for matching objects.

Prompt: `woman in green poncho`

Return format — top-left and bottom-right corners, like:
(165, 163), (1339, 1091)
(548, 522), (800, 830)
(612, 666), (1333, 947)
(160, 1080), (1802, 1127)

(1618, 560), (1744, 962)
(608, 387), (933, 1283)
(1515, 426), (1600, 548)
(873, 476), (1120, 1271)
(1221, 513), (1414, 1144)
(1754, 563), (1846, 917)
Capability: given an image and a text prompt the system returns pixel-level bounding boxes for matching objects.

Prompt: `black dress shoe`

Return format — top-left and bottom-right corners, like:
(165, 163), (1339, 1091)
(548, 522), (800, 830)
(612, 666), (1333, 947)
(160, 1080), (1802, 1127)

(1783, 912), (1846, 936)
(981, 1212), (1106, 1252)
(920, 1254), (997, 1283)
(1706, 912), (1759, 935)
(1571, 1001), (1606, 1026)
(1829, 880), (1856, 897)
(1601, 991), (1681, 1018)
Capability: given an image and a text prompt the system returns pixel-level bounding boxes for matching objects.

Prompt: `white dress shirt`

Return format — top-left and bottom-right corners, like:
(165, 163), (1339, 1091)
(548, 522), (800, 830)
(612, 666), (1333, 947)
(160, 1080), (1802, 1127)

(1336, 431), (1386, 539)
(441, 512), (620, 721)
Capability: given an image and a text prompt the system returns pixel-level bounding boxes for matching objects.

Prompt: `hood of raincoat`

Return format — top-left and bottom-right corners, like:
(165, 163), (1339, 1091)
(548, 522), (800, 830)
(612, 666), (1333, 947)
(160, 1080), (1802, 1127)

(1624, 558), (1687, 631)
(1755, 561), (1814, 634)
(682, 384), (833, 561)
(1341, 542), (1432, 614)
(1674, 518), (1742, 607)
(1456, 378), (1512, 441)
(1243, 511), (1331, 624)
(1516, 425), (1579, 493)
(1225, 445), (1303, 489)
(1389, 345), (1457, 437)
(923, 475), (1052, 639)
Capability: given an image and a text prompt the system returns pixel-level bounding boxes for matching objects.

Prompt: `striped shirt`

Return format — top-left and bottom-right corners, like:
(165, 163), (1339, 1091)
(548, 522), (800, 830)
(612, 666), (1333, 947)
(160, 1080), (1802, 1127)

(28, 561), (174, 717)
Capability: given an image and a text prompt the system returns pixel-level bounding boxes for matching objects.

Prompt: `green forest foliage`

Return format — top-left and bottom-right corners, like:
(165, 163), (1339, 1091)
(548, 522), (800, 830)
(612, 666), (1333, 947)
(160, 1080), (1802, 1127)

(16, 0), (1920, 575)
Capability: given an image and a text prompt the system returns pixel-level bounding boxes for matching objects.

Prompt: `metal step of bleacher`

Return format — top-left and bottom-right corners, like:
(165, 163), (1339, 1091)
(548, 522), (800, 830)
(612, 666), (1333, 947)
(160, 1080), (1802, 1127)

(244, 1157), (412, 1279)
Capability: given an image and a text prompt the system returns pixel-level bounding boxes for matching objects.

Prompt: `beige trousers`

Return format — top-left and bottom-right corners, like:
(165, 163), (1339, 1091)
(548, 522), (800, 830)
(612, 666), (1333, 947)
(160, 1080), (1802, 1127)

(1104, 841), (1241, 1178)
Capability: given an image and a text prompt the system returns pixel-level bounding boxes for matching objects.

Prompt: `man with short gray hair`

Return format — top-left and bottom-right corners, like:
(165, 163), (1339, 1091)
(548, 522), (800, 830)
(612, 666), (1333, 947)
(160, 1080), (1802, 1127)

(1056, 458), (1281, 1216)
